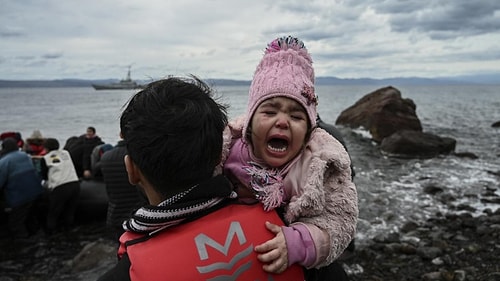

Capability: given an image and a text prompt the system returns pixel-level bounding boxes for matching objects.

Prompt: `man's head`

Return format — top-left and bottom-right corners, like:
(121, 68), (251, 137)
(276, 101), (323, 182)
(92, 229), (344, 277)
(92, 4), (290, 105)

(1, 138), (19, 154)
(86, 127), (96, 139)
(44, 138), (60, 151)
(120, 76), (228, 198)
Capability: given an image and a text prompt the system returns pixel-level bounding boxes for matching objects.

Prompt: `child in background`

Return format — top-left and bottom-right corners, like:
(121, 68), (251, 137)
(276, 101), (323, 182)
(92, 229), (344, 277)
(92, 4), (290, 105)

(223, 36), (358, 279)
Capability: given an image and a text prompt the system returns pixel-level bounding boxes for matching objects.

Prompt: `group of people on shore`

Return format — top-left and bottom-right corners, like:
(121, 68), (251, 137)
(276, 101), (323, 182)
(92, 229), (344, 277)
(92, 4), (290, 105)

(0, 126), (116, 237)
(2, 36), (359, 280)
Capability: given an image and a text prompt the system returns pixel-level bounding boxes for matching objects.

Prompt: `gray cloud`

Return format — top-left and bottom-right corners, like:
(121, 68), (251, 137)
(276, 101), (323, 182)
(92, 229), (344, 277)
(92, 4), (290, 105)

(0, 28), (24, 38)
(373, 1), (500, 38)
(42, 53), (63, 59)
(0, 0), (499, 80)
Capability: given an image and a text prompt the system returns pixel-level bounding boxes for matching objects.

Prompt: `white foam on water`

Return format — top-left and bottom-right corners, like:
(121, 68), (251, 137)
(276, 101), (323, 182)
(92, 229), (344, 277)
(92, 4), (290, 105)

(351, 128), (373, 140)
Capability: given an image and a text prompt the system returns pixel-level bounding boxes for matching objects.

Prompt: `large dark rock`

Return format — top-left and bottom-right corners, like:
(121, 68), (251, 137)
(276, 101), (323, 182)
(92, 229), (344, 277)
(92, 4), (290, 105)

(334, 86), (459, 159)
(492, 121), (500, 128)
(335, 86), (422, 142)
(380, 130), (456, 158)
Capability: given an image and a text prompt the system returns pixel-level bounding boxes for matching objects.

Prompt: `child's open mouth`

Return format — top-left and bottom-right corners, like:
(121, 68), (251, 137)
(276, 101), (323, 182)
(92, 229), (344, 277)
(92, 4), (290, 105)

(267, 138), (288, 152)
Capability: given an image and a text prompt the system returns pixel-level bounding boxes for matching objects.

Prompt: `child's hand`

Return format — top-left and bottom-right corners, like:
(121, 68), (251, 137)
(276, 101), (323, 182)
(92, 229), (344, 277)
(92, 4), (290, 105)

(254, 221), (289, 273)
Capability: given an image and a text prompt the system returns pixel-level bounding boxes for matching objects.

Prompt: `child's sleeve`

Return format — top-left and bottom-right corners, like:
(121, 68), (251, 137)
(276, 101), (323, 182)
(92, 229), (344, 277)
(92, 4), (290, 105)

(281, 223), (317, 268)
(284, 129), (358, 268)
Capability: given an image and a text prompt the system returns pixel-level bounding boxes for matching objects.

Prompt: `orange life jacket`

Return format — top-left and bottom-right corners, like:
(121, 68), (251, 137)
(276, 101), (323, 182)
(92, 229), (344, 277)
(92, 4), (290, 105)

(119, 203), (304, 281)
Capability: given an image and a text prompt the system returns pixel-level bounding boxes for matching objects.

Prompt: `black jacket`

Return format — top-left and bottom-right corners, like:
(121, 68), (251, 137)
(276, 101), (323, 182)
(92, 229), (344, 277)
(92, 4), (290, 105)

(100, 141), (147, 228)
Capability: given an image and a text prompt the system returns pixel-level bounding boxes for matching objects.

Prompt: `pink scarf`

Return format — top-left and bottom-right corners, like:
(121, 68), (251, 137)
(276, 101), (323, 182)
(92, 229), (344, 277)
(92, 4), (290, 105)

(224, 138), (299, 211)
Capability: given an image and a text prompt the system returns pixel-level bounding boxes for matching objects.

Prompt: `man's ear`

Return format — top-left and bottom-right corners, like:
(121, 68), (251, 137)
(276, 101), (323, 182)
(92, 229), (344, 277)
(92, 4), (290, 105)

(124, 155), (140, 185)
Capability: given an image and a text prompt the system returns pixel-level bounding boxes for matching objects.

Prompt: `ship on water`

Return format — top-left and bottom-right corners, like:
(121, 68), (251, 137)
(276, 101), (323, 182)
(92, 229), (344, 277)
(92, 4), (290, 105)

(91, 66), (144, 90)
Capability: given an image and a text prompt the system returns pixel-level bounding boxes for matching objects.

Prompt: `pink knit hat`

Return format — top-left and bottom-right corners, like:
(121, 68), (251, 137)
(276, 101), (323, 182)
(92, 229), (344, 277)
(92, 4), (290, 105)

(243, 36), (318, 142)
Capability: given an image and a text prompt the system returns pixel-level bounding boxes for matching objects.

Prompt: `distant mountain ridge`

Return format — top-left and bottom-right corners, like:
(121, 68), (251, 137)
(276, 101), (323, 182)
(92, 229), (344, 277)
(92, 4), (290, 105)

(0, 74), (498, 88)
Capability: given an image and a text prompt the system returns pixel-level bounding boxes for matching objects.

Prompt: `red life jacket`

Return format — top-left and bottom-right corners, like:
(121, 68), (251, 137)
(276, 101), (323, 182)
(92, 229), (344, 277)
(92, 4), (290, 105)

(119, 204), (305, 281)
(0, 131), (24, 148)
(27, 143), (47, 156)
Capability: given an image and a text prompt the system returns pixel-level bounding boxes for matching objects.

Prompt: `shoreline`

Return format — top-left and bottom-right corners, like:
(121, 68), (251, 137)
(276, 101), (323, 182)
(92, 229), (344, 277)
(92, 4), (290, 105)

(343, 206), (500, 280)
(1, 202), (499, 280)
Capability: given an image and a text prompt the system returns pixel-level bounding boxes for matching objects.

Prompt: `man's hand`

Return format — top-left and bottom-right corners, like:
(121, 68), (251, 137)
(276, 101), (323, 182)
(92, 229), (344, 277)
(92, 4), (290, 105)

(83, 170), (92, 179)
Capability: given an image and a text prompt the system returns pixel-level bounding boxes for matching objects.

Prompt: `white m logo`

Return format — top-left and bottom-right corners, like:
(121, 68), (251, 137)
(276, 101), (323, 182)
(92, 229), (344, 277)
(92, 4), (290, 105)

(194, 219), (276, 280)
(195, 221), (247, 260)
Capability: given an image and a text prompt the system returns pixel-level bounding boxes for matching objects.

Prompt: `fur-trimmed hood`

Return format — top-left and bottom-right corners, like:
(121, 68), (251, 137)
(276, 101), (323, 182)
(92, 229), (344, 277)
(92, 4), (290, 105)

(219, 116), (358, 268)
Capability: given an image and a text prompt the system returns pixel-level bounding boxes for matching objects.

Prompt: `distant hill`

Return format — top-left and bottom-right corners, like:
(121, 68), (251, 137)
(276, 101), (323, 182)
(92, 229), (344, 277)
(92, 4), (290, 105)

(0, 74), (498, 88)
(0, 78), (249, 88)
(0, 79), (95, 88)
(205, 79), (250, 86)
(314, 77), (451, 86)
(315, 75), (499, 86)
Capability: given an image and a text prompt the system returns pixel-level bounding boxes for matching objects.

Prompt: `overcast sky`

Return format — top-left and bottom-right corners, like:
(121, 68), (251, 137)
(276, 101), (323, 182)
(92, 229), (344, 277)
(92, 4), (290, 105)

(1, 0), (500, 81)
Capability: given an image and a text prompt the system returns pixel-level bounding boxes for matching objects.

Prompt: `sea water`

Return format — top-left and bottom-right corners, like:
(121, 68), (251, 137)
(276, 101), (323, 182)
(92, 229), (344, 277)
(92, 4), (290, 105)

(1, 84), (500, 245)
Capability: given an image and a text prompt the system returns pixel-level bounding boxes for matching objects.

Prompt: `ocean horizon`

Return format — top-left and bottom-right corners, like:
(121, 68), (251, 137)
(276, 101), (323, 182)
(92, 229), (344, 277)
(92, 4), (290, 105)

(1, 73), (499, 88)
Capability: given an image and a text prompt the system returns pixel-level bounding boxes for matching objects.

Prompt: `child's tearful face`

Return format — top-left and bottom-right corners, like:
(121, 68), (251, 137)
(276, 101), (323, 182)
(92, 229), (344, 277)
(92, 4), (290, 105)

(250, 97), (308, 168)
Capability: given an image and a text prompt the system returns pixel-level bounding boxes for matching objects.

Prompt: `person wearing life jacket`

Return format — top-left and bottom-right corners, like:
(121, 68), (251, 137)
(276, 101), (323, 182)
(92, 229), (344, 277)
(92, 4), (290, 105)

(98, 76), (304, 281)
(23, 129), (47, 157)
(0, 131), (24, 152)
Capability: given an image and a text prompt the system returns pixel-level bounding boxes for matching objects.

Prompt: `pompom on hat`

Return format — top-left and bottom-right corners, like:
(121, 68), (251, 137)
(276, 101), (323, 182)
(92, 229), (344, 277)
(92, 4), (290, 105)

(243, 36), (318, 142)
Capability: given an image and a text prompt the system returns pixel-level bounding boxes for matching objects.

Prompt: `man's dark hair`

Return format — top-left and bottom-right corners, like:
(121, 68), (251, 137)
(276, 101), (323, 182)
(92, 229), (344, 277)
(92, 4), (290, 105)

(44, 138), (60, 151)
(87, 127), (96, 134)
(120, 76), (228, 197)
(1, 138), (19, 154)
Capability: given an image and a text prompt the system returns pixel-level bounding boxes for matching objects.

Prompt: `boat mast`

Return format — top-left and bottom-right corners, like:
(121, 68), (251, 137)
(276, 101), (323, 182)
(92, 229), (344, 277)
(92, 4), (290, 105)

(126, 65), (132, 81)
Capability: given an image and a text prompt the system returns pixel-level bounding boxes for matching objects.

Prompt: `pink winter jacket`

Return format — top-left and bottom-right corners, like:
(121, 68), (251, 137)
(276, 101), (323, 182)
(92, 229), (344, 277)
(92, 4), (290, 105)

(216, 117), (358, 268)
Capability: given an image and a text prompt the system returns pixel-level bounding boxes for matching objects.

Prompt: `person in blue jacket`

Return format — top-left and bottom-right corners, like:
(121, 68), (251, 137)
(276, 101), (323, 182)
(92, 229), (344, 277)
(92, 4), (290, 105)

(0, 138), (43, 238)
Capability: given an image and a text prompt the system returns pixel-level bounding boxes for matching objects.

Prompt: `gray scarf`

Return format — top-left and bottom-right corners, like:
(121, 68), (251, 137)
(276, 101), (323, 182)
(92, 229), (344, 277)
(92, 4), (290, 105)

(123, 175), (236, 235)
